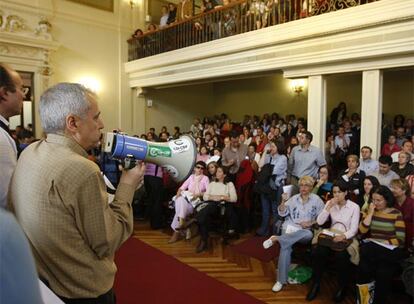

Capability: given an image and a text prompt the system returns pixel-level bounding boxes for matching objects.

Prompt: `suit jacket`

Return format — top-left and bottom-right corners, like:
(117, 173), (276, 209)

(9, 134), (135, 298)
(177, 0), (193, 21)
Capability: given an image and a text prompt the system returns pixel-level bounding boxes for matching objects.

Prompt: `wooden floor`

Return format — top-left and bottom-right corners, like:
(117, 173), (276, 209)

(133, 221), (355, 304)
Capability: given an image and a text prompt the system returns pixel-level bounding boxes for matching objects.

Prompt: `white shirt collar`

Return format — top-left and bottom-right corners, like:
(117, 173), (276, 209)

(0, 114), (9, 126)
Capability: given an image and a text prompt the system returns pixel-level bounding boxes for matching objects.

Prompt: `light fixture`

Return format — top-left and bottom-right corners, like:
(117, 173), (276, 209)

(290, 79), (306, 95)
(78, 76), (101, 93)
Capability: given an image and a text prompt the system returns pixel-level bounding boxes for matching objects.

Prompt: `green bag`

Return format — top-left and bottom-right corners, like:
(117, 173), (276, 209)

(287, 265), (312, 284)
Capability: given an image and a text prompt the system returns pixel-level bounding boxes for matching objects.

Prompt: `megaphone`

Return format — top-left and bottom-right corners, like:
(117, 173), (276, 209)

(104, 132), (197, 183)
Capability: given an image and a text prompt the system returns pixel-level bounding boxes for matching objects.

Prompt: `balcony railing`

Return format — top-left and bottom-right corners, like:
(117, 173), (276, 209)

(127, 0), (378, 61)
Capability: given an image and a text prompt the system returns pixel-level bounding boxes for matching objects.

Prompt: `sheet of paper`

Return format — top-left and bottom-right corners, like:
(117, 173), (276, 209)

(365, 238), (397, 250)
(39, 280), (64, 304)
(285, 223), (302, 234)
(103, 174), (115, 204)
(283, 185), (293, 199)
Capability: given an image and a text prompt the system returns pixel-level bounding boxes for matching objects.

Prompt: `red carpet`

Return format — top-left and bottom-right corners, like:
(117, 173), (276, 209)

(114, 237), (264, 304)
(231, 236), (279, 263)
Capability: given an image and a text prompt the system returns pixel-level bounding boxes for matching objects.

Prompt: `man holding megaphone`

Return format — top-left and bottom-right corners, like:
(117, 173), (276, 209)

(9, 83), (146, 304)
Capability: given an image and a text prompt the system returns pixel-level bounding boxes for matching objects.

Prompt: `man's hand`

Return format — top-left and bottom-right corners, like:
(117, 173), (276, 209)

(119, 161), (146, 189)
(177, 189), (183, 196)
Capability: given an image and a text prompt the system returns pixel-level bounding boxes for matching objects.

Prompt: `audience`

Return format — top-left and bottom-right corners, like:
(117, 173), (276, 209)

(358, 186), (406, 304)
(372, 155), (400, 189)
(256, 140), (287, 236)
(307, 182), (360, 302)
(196, 165), (237, 253)
(390, 178), (414, 251)
(359, 146), (379, 176)
(159, 5), (169, 28)
(3, 88), (414, 304)
(169, 161), (209, 243)
(265, 176), (324, 293)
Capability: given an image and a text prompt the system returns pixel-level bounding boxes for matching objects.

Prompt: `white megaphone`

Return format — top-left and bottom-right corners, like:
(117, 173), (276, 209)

(104, 132), (197, 183)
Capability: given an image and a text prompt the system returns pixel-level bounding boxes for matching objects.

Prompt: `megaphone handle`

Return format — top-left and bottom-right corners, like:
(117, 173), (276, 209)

(122, 157), (136, 170)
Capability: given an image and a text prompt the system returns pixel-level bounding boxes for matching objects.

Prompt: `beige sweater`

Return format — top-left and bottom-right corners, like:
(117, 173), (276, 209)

(203, 181), (237, 203)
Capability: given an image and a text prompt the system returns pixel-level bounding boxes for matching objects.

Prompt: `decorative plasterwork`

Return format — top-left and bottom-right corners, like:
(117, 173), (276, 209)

(0, 11), (59, 77)
(125, 0), (414, 88)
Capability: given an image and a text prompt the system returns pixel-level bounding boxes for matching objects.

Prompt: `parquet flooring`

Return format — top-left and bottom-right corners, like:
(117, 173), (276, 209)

(133, 221), (355, 304)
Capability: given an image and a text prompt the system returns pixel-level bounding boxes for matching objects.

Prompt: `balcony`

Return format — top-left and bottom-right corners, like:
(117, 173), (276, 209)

(127, 0), (378, 61)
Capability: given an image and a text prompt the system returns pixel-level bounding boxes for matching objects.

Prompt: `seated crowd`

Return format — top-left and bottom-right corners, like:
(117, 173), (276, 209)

(93, 106), (414, 303)
(2, 72), (413, 304)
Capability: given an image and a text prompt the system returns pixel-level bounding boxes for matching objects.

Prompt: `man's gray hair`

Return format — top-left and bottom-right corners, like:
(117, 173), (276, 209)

(39, 83), (94, 134)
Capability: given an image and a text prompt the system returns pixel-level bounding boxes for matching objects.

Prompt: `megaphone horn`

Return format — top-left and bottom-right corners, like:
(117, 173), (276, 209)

(104, 132), (197, 183)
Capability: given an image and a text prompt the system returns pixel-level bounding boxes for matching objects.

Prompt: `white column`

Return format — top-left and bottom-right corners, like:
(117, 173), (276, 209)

(361, 70), (383, 159)
(133, 87), (147, 135)
(307, 75), (327, 154)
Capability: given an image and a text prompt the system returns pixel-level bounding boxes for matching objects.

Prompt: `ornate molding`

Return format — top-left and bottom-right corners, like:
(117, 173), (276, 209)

(0, 11), (59, 75)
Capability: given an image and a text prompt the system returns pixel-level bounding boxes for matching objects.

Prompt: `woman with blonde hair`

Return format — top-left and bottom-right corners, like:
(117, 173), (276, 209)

(263, 176), (325, 293)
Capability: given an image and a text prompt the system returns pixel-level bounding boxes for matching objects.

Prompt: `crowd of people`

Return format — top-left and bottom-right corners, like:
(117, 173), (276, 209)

(126, 107), (413, 303)
(1, 61), (413, 304)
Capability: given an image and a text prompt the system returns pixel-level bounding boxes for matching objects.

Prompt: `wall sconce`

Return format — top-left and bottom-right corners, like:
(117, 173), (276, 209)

(290, 79), (306, 95)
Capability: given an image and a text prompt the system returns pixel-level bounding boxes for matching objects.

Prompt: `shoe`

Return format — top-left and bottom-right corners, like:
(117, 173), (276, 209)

(177, 218), (197, 230)
(167, 231), (180, 244)
(306, 283), (320, 301)
(263, 236), (277, 249)
(185, 228), (192, 240)
(196, 240), (208, 253)
(333, 287), (346, 303)
(225, 230), (239, 240)
(271, 281), (283, 292)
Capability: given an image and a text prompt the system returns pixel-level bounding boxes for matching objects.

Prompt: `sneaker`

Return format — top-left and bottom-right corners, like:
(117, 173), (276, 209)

(263, 239), (273, 249)
(272, 281), (283, 292)
(263, 236), (277, 249)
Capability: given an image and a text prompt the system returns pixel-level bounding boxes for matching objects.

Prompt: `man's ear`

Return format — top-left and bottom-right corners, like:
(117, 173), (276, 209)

(66, 114), (78, 132)
(0, 86), (7, 102)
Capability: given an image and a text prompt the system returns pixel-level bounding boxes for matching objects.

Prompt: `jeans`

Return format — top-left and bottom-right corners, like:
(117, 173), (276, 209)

(277, 229), (313, 284)
(258, 186), (283, 236)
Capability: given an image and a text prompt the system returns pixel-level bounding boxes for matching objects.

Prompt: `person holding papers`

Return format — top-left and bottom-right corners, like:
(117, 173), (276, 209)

(306, 182), (360, 302)
(357, 185), (406, 304)
(263, 176), (324, 293)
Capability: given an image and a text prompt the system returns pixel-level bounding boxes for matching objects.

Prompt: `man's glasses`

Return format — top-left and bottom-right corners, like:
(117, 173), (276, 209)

(195, 166), (204, 169)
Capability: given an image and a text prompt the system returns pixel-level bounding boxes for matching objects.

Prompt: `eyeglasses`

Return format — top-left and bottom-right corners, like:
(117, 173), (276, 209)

(16, 86), (29, 96)
(195, 166), (204, 169)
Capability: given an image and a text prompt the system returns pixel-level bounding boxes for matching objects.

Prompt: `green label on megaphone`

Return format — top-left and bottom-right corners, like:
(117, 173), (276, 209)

(147, 145), (172, 158)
